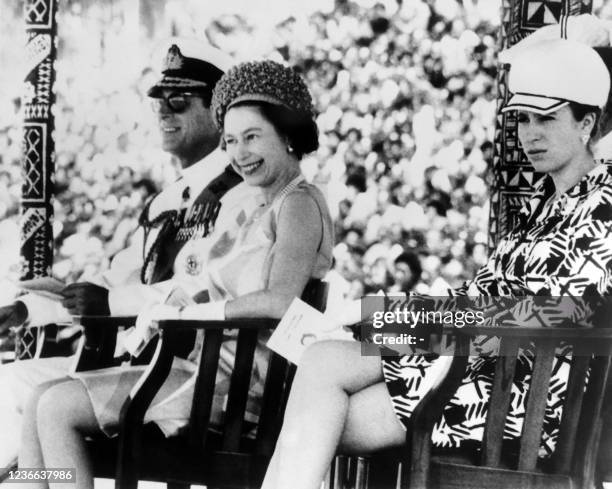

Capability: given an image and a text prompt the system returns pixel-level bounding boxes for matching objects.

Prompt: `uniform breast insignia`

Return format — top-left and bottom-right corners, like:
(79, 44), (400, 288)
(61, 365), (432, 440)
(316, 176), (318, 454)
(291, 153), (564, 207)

(185, 253), (204, 276)
(176, 200), (222, 241)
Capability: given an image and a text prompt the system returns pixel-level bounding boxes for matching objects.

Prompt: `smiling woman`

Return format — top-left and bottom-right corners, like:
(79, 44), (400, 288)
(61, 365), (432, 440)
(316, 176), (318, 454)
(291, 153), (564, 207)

(224, 105), (299, 196)
(212, 62), (320, 203)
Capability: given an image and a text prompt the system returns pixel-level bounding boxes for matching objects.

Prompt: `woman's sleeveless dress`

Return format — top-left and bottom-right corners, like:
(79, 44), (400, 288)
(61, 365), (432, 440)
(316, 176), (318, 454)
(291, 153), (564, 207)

(73, 175), (333, 437)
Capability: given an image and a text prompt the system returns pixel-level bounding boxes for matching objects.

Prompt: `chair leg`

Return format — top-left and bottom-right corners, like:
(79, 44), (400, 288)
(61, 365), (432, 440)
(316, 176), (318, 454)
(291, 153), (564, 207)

(331, 455), (348, 489)
(1, 463), (18, 483)
(354, 457), (369, 489)
(396, 462), (404, 489)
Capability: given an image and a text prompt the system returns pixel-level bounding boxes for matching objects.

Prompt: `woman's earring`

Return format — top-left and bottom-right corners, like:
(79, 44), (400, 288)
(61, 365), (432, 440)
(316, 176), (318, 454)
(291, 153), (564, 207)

(581, 134), (590, 146)
(287, 144), (294, 154)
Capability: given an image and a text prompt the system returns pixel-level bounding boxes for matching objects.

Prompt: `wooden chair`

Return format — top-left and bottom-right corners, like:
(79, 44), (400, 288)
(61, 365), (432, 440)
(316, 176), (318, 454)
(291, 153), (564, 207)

(70, 314), (194, 372)
(330, 324), (612, 489)
(8, 322), (82, 361)
(77, 279), (328, 489)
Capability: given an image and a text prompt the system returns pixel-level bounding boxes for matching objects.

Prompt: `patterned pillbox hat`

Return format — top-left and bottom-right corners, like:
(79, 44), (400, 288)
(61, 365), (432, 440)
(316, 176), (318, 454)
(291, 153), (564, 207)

(211, 60), (315, 129)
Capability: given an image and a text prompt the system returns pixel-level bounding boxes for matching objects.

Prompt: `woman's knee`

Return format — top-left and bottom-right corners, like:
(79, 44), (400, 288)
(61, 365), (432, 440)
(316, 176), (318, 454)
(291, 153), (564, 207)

(300, 341), (342, 366)
(23, 381), (57, 422)
(21, 380), (67, 445)
(299, 341), (358, 379)
(297, 341), (382, 390)
(339, 383), (406, 453)
(35, 381), (93, 433)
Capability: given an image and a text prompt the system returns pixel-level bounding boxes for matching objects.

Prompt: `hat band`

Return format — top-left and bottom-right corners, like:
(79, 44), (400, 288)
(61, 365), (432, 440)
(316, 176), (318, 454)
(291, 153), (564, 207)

(147, 77), (210, 98)
(227, 93), (295, 112)
(501, 92), (570, 115)
(163, 57), (224, 86)
(513, 92), (569, 102)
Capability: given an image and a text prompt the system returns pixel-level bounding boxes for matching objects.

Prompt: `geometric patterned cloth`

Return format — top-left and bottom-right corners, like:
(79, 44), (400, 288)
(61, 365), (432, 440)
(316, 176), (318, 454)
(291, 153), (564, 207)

(18, 0), (58, 359)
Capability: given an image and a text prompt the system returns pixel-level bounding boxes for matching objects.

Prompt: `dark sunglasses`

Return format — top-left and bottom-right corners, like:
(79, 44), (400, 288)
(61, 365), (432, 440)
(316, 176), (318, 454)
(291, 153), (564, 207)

(150, 92), (201, 114)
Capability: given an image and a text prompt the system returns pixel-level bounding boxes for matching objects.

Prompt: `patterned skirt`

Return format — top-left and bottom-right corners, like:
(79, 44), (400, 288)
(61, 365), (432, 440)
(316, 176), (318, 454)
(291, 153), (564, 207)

(382, 348), (571, 458)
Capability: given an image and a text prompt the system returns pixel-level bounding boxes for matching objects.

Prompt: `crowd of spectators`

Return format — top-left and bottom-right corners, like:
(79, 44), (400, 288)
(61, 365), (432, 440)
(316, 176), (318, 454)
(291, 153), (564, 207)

(1, 0), (501, 316)
(287, 0), (498, 299)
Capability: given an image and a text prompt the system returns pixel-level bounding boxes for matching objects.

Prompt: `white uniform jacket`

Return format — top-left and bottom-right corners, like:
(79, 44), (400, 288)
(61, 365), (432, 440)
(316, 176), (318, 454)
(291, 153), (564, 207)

(18, 149), (255, 326)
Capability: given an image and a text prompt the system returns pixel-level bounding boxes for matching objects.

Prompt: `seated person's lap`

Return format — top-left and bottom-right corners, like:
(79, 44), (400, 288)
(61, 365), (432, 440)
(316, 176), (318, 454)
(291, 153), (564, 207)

(0, 356), (74, 408)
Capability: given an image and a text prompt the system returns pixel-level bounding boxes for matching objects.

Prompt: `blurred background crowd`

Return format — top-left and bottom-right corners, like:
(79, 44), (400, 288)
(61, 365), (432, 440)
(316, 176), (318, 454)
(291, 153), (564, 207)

(1, 0), (611, 325)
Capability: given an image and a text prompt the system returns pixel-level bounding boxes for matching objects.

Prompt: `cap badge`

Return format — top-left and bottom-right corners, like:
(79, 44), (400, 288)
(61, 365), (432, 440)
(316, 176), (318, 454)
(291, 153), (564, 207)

(164, 44), (185, 71)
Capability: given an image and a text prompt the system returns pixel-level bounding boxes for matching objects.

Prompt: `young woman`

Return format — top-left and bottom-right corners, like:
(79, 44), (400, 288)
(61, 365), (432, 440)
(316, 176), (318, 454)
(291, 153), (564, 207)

(18, 61), (333, 489)
(261, 39), (612, 489)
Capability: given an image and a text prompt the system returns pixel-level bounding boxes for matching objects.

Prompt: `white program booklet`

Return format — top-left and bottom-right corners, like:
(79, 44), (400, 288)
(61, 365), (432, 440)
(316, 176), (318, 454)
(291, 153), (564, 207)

(17, 277), (66, 301)
(267, 297), (355, 366)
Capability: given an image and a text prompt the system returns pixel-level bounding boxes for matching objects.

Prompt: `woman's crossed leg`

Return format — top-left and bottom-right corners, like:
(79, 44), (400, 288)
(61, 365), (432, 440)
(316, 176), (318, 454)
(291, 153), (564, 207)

(262, 340), (406, 489)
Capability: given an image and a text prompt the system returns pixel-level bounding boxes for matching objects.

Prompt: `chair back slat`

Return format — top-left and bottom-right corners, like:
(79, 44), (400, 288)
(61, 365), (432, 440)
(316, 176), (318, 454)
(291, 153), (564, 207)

(518, 338), (556, 471)
(572, 351), (612, 481)
(301, 279), (329, 313)
(481, 336), (520, 467)
(279, 364), (297, 418)
(222, 328), (259, 450)
(552, 342), (591, 473)
(189, 328), (224, 450)
(254, 279), (327, 454)
(255, 353), (293, 455)
(73, 317), (120, 371)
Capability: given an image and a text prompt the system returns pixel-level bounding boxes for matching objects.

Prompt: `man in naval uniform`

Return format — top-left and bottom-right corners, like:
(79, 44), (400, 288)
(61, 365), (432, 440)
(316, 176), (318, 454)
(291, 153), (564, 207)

(0, 38), (252, 470)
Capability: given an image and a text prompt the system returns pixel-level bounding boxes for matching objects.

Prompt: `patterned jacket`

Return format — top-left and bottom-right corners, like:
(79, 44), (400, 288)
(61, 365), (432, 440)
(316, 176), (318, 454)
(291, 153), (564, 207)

(382, 162), (612, 456)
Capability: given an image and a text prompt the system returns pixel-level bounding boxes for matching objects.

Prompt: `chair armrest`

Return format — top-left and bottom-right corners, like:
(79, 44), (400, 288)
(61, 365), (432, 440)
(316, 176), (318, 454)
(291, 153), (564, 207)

(71, 315), (137, 372)
(158, 318), (279, 331)
(75, 315), (138, 328)
(448, 325), (612, 339)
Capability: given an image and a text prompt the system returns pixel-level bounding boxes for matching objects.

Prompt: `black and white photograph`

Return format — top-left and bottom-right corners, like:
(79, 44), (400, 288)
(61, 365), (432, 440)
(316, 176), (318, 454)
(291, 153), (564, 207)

(1, 0), (612, 487)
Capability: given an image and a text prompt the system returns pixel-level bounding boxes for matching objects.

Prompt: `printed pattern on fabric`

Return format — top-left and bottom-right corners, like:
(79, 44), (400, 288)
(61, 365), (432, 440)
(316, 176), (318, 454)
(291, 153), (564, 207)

(382, 162), (612, 458)
(19, 0), (59, 359)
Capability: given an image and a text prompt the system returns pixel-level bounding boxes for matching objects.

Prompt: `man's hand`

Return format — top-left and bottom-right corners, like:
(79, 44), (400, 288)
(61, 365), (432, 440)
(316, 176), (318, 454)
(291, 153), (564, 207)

(0, 302), (28, 335)
(60, 282), (110, 316)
